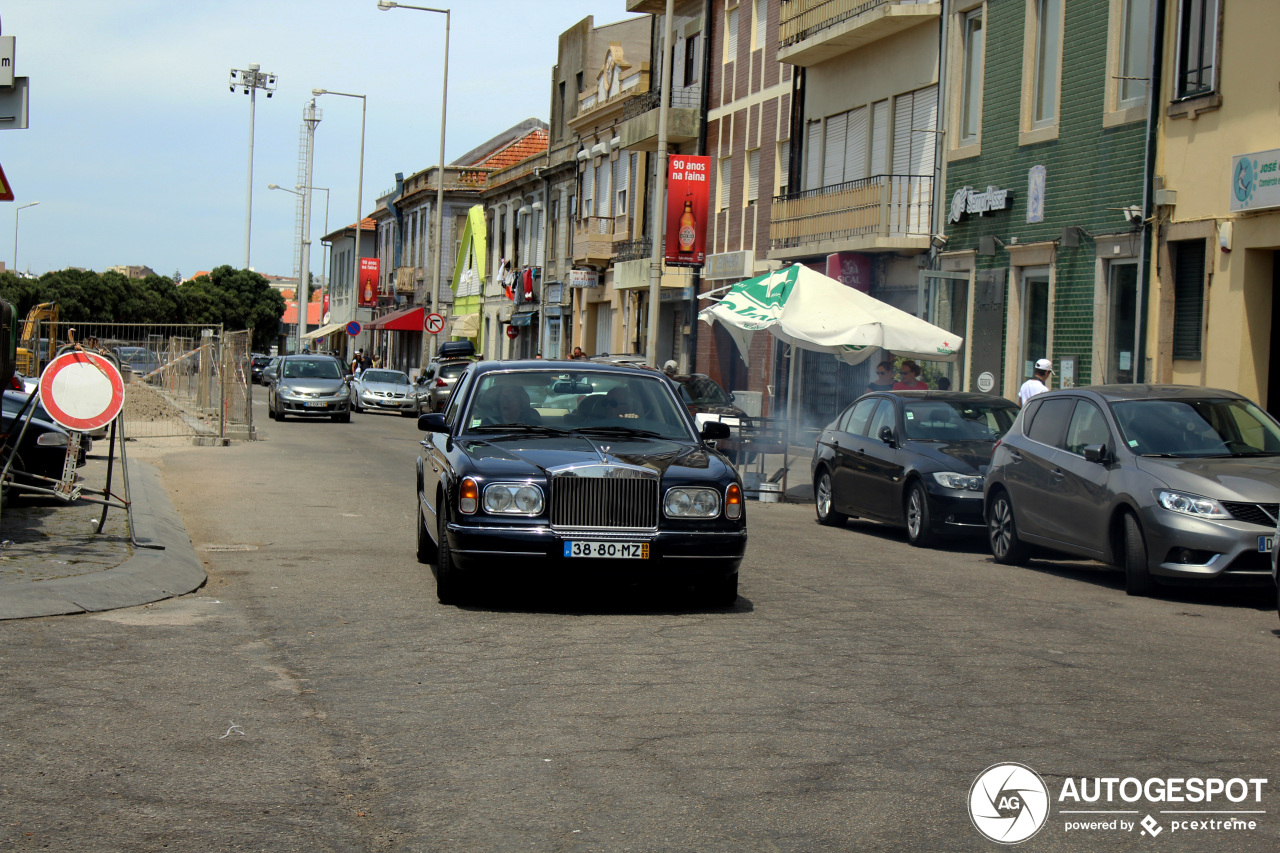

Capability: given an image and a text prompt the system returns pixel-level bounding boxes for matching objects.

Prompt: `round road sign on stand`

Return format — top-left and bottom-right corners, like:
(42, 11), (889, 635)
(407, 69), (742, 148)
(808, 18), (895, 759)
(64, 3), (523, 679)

(424, 312), (445, 335)
(38, 351), (126, 432)
(346, 321), (362, 336)
(506, 325), (520, 339)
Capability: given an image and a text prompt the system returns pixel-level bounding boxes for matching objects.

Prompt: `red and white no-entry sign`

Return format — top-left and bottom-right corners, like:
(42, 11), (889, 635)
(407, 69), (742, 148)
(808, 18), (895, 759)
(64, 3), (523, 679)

(424, 312), (445, 335)
(38, 351), (126, 432)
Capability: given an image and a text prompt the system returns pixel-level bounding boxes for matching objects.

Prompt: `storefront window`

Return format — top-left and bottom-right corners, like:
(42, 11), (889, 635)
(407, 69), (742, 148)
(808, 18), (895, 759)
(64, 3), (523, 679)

(1022, 272), (1050, 378)
(1106, 261), (1137, 383)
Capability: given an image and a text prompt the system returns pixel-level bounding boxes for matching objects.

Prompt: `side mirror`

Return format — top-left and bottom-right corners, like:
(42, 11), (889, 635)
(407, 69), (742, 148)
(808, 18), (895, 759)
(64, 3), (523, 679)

(1083, 444), (1109, 464)
(701, 421), (731, 441)
(878, 425), (896, 446)
(418, 412), (449, 434)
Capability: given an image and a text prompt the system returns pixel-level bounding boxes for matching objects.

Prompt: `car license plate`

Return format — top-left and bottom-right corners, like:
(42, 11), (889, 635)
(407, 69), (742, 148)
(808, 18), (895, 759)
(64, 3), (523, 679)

(305, 401), (326, 408)
(1258, 535), (1274, 553)
(564, 541), (649, 559)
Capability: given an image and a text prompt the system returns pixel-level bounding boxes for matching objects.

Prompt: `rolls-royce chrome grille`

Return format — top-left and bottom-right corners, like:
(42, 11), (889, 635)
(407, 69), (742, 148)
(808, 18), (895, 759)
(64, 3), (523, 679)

(550, 467), (658, 530)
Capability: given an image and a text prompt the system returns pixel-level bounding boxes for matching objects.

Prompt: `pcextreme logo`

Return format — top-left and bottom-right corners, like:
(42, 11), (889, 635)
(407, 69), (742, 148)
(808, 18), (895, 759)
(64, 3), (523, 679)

(969, 763), (1270, 844)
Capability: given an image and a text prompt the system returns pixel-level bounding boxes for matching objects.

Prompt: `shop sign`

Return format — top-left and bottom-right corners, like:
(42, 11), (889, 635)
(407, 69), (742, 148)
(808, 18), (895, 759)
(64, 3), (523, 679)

(705, 250), (751, 281)
(948, 185), (1013, 224)
(1231, 148), (1280, 212)
(568, 269), (599, 288)
(665, 155), (710, 267)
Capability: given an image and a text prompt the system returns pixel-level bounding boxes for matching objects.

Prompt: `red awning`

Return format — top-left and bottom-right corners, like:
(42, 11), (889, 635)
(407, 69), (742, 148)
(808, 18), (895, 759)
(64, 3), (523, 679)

(366, 306), (424, 331)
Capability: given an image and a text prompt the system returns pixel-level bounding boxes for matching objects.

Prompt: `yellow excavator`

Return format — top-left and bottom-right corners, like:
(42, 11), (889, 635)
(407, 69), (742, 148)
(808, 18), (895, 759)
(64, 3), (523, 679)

(15, 302), (58, 377)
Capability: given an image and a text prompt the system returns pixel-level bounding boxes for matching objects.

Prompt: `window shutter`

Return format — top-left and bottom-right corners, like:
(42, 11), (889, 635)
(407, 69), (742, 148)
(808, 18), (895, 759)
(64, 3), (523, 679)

(845, 106), (868, 182)
(597, 160), (611, 218)
(747, 149), (760, 201)
(535, 210), (544, 262)
(629, 153), (638, 219)
(805, 121), (821, 190)
(778, 139), (791, 195)
(892, 93), (913, 174)
(720, 156), (732, 209)
(870, 100), (889, 175)
(1172, 239), (1206, 359)
(582, 166), (593, 215)
(822, 112), (847, 186)
(755, 0), (767, 46)
(910, 85), (938, 175)
(726, 8), (738, 61)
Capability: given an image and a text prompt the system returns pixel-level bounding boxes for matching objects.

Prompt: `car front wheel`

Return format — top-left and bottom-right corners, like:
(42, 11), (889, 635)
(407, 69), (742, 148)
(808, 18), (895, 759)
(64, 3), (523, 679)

(416, 500), (437, 564)
(815, 469), (848, 527)
(1121, 511), (1155, 596)
(988, 490), (1027, 565)
(904, 481), (937, 548)
(435, 502), (465, 604)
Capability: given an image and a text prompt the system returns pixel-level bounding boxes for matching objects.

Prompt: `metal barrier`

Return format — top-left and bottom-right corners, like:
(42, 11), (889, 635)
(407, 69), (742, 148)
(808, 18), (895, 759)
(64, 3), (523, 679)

(23, 321), (249, 441)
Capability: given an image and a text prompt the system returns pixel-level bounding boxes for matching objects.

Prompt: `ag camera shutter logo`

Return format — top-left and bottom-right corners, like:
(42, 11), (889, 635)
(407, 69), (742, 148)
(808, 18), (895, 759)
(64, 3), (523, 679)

(969, 763), (1050, 844)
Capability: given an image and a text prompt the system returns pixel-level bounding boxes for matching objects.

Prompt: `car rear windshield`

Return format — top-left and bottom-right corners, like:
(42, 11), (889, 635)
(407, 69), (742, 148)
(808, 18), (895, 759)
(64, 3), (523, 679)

(362, 370), (409, 385)
(902, 400), (1017, 441)
(677, 377), (733, 406)
(438, 362), (470, 379)
(1112, 398), (1280, 457)
(284, 359), (343, 380)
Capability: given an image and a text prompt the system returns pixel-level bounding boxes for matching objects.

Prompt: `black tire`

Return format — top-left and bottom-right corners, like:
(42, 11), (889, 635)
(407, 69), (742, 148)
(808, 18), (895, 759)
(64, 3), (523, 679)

(416, 500), (437, 564)
(333, 412), (351, 423)
(815, 469), (848, 527)
(1121, 511), (1155, 596)
(271, 398), (282, 421)
(988, 490), (1028, 565)
(400, 409), (415, 418)
(693, 572), (738, 608)
(435, 501), (465, 604)
(904, 480), (938, 548)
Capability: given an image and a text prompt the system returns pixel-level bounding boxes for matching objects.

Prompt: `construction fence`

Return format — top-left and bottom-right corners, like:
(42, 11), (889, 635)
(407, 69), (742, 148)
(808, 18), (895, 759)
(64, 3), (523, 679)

(21, 320), (255, 441)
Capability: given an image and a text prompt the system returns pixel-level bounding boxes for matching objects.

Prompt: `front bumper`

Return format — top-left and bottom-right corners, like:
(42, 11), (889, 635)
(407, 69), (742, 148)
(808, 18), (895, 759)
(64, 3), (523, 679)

(279, 397), (350, 416)
(444, 521), (746, 577)
(927, 487), (987, 534)
(360, 394), (416, 411)
(1139, 504), (1274, 584)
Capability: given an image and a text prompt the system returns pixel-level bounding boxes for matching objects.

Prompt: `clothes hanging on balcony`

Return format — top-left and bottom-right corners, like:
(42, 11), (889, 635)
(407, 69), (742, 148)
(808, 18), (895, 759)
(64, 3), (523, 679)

(522, 268), (534, 302)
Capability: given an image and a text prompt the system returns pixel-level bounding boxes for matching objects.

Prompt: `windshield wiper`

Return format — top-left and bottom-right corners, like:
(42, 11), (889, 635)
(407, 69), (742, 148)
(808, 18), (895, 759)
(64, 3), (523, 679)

(1227, 451), (1280, 457)
(471, 423), (572, 435)
(574, 425), (666, 439)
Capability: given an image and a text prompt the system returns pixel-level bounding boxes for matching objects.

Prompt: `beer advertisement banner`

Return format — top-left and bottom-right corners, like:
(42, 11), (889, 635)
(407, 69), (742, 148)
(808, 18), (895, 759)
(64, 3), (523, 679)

(358, 257), (380, 307)
(665, 154), (710, 267)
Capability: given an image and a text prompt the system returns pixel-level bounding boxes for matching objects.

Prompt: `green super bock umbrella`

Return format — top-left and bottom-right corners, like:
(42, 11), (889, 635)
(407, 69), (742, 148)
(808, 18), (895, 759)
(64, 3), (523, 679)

(698, 264), (962, 366)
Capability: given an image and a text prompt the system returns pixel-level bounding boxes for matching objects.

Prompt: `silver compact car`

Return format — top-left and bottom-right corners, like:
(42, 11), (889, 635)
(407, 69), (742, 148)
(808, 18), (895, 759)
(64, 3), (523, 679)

(267, 355), (352, 422)
(985, 386), (1280, 595)
(352, 369), (417, 416)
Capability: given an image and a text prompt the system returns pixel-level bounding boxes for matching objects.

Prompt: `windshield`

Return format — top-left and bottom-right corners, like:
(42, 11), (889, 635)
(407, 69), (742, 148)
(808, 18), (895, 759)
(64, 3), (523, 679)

(117, 348), (157, 364)
(677, 376), (733, 406)
(902, 400), (1018, 441)
(362, 370), (409, 385)
(463, 370), (693, 440)
(437, 362), (470, 379)
(283, 359), (344, 380)
(1112, 398), (1280, 457)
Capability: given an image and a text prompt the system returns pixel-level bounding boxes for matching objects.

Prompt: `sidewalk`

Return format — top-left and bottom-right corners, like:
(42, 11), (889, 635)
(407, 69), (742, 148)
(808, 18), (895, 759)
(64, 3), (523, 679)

(0, 448), (205, 620)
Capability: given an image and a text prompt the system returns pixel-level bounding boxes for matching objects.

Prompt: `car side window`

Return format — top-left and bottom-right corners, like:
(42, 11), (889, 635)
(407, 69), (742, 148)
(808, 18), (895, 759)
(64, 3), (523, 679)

(866, 400), (896, 441)
(1062, 401), (1111, 455)
(1026, 398), (1074, 448)
(443, 371), (473, 427)
(843, 398), (879, 435)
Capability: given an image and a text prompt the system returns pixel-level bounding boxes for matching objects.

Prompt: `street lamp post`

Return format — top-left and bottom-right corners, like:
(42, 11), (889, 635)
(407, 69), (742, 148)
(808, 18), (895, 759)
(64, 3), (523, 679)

(13, 201), (40, 274)
(311, 89), (366, 334)
(228, 64), (277, 269)
(377, 1), (449, 359)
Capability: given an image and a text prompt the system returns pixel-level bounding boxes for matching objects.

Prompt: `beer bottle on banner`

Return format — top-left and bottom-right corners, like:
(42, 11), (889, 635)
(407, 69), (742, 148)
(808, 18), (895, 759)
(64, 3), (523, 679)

(363, 280), (374, 304)
(678, 199), (696, 253)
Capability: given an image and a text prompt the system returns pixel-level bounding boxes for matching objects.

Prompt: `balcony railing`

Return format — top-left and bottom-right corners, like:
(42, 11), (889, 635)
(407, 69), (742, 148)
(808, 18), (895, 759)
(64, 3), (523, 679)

(620, 86), (702, 121)
(572, 216), (618, 264)
(769, 175), (933, 250)
(781, 0), (930, 48)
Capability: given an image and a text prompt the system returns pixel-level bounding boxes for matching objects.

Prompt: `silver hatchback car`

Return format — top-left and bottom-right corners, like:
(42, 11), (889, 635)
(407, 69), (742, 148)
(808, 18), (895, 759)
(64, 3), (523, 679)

(985, 386), (1280, 595)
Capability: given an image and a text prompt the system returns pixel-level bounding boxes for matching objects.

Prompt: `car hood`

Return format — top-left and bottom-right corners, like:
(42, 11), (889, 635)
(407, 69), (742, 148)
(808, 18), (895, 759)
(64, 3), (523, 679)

(1134, 455), (1280, 502)
(361, 381), (410, 393)
(459, 434), (731, 480)
(281, 379), (346, 394)
(905, 439), (998, 475)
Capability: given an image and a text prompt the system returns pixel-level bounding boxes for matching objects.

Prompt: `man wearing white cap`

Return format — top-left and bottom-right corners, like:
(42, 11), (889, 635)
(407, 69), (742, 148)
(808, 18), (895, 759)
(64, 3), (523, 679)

(1018, 358), (1053, 406)
(662, 360), (678, 377)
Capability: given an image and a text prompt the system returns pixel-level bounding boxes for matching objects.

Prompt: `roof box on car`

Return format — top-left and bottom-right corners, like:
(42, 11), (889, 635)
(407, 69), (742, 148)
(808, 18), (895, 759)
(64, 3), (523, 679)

(437, 340), (476, 360)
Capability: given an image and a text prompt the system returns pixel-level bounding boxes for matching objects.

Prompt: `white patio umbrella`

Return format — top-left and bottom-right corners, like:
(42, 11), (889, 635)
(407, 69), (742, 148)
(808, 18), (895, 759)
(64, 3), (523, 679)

(698, 264), (962, 366)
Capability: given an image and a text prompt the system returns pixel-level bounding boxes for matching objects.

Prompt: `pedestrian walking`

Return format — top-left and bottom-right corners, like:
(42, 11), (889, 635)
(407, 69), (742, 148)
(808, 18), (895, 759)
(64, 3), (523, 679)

(1018, 358), (1053, 406)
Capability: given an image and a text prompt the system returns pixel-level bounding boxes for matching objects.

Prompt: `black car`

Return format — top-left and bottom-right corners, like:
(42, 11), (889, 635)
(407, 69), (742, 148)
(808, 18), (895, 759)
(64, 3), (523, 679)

(669, 373), (750, 461)
(0, 410), (88, 503)
(811, 392), (1019, 547)
(415, 361), (747, 605)
(250, 353), (272, 384)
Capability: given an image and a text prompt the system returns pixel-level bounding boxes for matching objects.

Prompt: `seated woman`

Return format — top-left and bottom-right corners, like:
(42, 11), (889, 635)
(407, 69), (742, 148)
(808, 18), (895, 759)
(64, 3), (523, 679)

(481, 385), (542, 426)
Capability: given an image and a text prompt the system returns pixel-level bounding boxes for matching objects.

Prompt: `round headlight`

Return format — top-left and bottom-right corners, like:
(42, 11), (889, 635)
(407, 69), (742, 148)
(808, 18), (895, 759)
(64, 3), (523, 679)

(664, 487), (721, 518)
(514, 486), (542, 513)
(665, 490), (693, 516)
(484, 487), (513, 512)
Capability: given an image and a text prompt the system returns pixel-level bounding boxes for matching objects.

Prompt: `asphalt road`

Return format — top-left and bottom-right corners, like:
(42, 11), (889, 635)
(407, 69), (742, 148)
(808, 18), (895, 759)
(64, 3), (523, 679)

(1, 393), (1276, 852)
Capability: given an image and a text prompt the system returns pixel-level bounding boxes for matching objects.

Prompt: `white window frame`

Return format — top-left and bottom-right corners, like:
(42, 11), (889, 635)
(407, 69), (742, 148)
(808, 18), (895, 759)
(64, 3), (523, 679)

(719, 156), (732, 211)
(949, 2), (986, 160)
(1019, 0), (1064, 146)
(1104, 0), (1153, 127)
(724, 5), (738, 64)
(775, 138), (790, 197)
(752, 0), (767, 51)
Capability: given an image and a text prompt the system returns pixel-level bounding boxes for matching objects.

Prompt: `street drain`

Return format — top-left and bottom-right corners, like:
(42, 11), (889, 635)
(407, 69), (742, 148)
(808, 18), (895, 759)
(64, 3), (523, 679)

(198, 544), (259, 552)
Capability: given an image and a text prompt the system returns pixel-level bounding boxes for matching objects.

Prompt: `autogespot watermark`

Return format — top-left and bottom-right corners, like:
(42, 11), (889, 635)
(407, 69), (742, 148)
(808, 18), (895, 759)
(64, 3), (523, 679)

(967, 764), (1269, 844)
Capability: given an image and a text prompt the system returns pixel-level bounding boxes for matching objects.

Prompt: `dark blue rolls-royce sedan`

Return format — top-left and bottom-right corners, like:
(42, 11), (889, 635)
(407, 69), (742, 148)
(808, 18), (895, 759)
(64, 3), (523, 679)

(415, 360), (747, 606)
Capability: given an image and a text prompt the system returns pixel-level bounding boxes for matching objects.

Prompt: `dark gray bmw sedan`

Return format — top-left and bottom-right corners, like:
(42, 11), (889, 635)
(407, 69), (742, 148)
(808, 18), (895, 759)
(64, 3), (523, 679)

(985, 385), (1280, 595)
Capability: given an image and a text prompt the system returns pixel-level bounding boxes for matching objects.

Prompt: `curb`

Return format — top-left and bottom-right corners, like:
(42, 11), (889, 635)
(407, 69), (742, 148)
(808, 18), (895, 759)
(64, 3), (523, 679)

(0, 459), (206, 620)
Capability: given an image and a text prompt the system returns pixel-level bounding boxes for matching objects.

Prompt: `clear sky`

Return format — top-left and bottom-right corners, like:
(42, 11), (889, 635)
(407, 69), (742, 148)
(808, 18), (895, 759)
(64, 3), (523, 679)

(2, 0), (641, 280)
